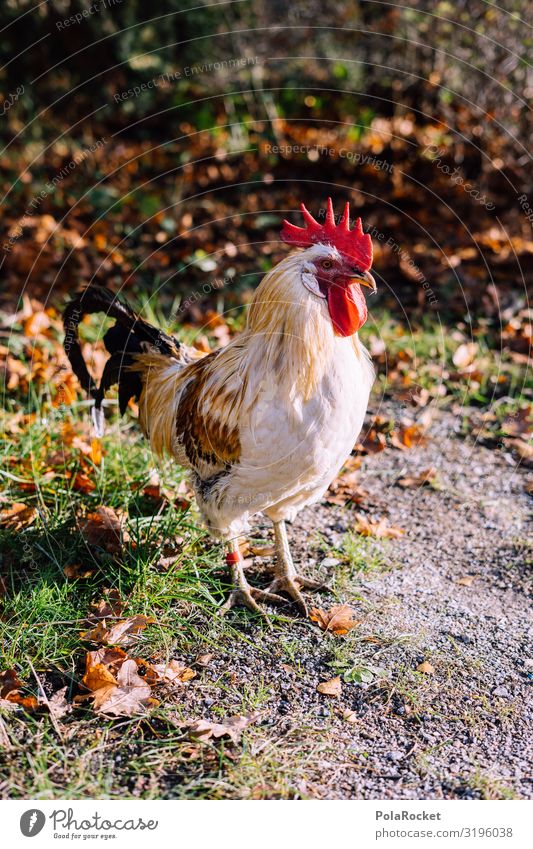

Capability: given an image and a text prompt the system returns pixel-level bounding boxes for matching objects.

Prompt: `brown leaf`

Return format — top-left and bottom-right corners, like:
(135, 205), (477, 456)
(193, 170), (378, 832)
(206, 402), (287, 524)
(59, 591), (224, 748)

(354, 428), (387, 455)
(504, 438), (533, 467)
(0, 669), (24, 698)
(309, 604), (361, 636)
(152, 660), (196, 684)
(45, 687), (71, 720)
(453, 342), (478, 368)
(67, 470), (96, 493)
(89, 589), (123, 619)
(317, 676), (342, 697)
(416, 661), (435, 674)
(342, 709), (359, 724)
(82, 661), (118, 694)
(185, 713), (259, 744)
(63, 563), (95, 580)
(341, 455), (363, 472)
(354, 514), (405, 539)
(80, 506), (128, 554)
(195, 653), (213, 667)
(391, 423), (428, 450)
(23, 310), (51, 338)
(457, 575), (476, 586)
(142, 484), (163, 501)
(0, 669), (39, 710)
(90, 438), (102, 466)
(0, 502), (37, 530)
(83, 659), (152, 717)
(397, 468), (438, 488)
(325, 473), (369, 507)
(81, 615), (155, 647)
(85, 646), (128, 676)
(249, 544), (276, 557)
(501, 406), (531, 439)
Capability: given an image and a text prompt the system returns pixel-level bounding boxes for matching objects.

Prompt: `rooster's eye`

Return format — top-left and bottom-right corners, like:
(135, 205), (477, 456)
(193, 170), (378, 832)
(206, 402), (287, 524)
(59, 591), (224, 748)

(321, 260), (333, 269)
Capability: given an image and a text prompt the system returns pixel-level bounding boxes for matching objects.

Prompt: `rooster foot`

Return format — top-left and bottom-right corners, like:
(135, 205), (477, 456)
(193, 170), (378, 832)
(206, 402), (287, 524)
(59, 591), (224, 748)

(219, 584), (285, 618)
(267, 574), (325, 617)
(270, 520), (327, 617)
(219, 543), (285, 620)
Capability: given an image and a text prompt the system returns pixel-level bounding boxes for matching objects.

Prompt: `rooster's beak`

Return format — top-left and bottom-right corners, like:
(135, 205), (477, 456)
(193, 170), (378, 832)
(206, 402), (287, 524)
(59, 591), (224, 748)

(350, 270), (377, 292)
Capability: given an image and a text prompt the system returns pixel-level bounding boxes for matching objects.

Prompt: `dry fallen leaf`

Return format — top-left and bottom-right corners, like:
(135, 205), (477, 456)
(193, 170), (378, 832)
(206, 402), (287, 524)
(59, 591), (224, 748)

(63, 563), (95, 580)
(504, 438), (533, 467)
(390, 423), (428, 450)
(453, 342), (478, 368)
(249, 544), (276, 557)
(342, 709), (359, 724)
(141, 484), (163, 501)
(457, 575), (476, 586)
(195, 653), (214, 667)
(85, 646), (128, 675)
(184, 713), (259, 744)
(67, 470), (96, 494)
(0, 668), (39, 710)
(355, 428), (387, 455)
(23, 309), (51, 338)
(354, 514), (405, 539)
(82, 659), (152, 717)
(152, 660), (196, 684)
(45, 686), (71, 720)
(90, 438), (102, 466)
(397, 468), (438, 488)
(309, 604), (361, 636)
(0, 502), (37, 531)
(81, 615), (155, 647)
(501, 406), (532, 439)
(89, 589), (123, 620)
(317, 676), (342, 697)
(416, 661), (435, 674)
(325, 472), (369, 508)
(80, 506), (129, 554)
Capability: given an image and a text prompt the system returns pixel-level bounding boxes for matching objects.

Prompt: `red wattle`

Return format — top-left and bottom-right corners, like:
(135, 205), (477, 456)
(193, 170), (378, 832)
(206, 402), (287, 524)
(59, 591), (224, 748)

(327, 282), (367, 336)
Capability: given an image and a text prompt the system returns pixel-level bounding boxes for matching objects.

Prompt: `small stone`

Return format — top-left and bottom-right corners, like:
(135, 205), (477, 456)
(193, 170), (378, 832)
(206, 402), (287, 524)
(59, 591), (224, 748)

(387, 750), (403, 762)
(492, 686), (511, 699)
(320, 557), (341, 568)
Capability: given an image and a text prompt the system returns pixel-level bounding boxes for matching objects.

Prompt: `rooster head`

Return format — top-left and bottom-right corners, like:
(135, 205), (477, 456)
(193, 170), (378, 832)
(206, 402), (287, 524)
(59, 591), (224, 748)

(280, 198), (375, 336)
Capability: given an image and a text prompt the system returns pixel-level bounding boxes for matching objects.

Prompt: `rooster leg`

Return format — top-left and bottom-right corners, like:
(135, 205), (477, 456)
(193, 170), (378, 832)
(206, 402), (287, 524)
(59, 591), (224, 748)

(269, 520), (325, 617)
(219, 539), (285, 618)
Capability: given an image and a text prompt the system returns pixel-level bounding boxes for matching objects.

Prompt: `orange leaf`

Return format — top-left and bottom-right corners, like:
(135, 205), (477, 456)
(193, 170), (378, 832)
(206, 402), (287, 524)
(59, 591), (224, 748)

(354, 514), (404, 539)
(317, 676), (342, 697)
(63, 563), (95, 580)
(90, 438), (102, 466)
(0, 502), (37, 530)
(81, 615), (155, 647)
(309, 605), (361, 636)
(397, 468), (438, 488)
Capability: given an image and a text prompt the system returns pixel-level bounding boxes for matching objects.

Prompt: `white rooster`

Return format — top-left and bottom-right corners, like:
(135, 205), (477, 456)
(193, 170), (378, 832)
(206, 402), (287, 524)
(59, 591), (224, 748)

(64, 199), (376, 618)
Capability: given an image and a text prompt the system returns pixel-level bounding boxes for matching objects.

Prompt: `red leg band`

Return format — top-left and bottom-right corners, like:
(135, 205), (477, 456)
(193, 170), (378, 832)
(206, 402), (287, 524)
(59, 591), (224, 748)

(226, 550), (243, 565)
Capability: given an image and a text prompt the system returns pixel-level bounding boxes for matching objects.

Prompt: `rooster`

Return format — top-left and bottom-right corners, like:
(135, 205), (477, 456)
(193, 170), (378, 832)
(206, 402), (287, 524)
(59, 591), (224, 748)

(64, 199), (376, 617)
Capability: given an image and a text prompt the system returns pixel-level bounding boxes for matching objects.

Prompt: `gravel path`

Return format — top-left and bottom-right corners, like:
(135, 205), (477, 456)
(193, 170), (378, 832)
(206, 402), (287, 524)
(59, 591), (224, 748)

(173, 409), (532, 800)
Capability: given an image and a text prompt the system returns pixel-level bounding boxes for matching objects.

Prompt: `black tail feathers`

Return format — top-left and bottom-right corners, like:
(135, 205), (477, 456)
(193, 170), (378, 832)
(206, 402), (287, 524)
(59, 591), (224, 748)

(63, 285), (180, 426)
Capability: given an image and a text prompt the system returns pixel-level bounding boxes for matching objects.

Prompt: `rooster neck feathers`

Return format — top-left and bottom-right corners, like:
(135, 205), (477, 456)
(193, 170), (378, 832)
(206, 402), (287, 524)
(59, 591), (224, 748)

(135, 250), (363, 464)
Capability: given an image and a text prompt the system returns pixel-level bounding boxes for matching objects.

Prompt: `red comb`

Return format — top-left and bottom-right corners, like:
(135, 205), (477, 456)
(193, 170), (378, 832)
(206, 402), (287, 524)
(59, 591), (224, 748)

(280, 198), (373, 271)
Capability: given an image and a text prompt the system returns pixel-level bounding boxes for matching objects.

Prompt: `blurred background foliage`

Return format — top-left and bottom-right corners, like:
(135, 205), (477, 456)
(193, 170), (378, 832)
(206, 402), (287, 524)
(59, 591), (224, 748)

(1, 0), (531, 144)
(0, 0), (531, 379)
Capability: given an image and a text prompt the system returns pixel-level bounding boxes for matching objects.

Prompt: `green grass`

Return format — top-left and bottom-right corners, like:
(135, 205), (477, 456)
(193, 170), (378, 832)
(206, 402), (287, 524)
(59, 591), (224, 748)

(361, 313), (532, 412)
